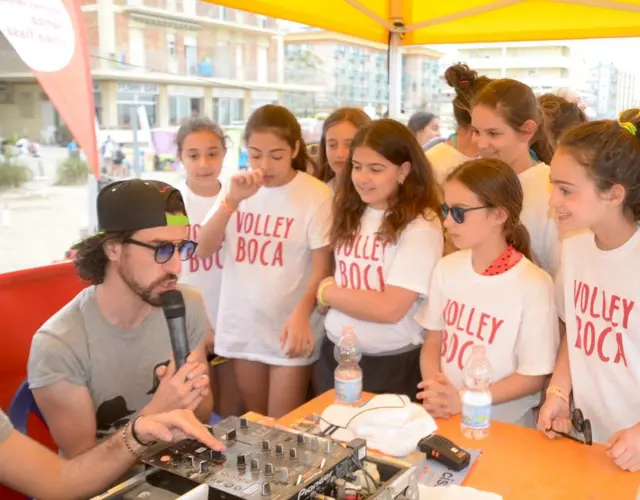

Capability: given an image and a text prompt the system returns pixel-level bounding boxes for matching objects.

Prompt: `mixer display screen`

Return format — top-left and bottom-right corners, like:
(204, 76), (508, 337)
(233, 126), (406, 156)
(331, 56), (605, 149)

(143, 416), (353, 500)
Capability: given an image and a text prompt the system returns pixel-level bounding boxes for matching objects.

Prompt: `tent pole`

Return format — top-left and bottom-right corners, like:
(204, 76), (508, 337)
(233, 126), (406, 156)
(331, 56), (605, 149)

(388, 31), (402, 119)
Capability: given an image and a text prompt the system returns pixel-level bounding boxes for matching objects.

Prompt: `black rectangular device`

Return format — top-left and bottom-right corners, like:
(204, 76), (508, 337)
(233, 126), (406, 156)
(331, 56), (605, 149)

(417, 434), (471, 472)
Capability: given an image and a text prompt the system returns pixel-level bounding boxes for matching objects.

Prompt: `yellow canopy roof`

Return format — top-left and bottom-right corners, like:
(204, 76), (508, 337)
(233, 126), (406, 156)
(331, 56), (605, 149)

(206, 0), (640, 45)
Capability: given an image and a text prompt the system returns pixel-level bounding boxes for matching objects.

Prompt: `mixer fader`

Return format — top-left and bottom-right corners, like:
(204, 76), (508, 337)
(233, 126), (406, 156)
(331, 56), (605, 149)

(144, 416), (353, 500)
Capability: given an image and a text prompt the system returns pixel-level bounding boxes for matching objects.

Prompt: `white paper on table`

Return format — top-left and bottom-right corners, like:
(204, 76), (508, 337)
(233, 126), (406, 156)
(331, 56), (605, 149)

(318, 394), (437, 457)
(419, 484), (503, 500)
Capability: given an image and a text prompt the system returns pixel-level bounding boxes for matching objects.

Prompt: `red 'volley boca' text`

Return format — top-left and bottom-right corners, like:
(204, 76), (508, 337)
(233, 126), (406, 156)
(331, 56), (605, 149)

(572, 280), (631, 367)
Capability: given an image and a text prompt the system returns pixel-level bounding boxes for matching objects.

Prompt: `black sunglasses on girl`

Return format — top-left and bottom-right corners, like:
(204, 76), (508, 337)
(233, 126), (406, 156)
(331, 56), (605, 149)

(441, 203), (490, 224)
(124, 238), (197, 264)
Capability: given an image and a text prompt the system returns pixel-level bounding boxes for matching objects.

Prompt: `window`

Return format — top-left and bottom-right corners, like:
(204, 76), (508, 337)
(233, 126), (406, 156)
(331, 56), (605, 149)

(116, 83), (159, 128)
(129, 28), (145, 68)
(183, 0), (196, 16)
(214, 98), (244, 125)
(169, 96), (191, 125)
(167, 34), (176, 58)
(184, 37), (198, 76)
(257, 46), (268, 83)
(235, 45), (244, 80)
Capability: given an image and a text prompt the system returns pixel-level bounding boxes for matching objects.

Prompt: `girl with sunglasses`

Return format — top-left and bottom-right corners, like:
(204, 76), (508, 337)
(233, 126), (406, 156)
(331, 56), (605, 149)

(196, 105), (332, 419)
(539, 114), (640, 471)
(314, 119), (443, 399)
(415, 158), (559, 427)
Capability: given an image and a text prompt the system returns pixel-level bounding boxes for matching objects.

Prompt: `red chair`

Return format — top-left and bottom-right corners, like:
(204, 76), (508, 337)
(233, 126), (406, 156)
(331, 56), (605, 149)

(0, 261), (88, 500)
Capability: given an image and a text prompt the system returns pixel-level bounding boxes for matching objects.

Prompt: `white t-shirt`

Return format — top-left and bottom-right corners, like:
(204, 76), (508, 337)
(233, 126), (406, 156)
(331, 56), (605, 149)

(415, 250), (559, 425)
(426, 142), (473, 187)
(518, 163), (561, 277)
(325, 208), (443, 354)
(556, 229), (640, 444)
(177, 181), (224, 327)
(213, 172), (333, 366)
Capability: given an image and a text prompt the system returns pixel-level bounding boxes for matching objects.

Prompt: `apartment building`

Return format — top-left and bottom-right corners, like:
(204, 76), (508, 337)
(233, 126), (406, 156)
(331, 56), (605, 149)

(587, 63), (640, 119)
(431, 41), (590, 134)
(0, 0), (322, 142)
(282, 30), (442, 116)
(453, 42), (586, 94)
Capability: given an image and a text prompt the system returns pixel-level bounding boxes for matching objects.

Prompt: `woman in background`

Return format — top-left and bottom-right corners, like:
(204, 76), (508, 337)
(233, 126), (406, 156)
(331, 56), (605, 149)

(317, 108), (371, 190)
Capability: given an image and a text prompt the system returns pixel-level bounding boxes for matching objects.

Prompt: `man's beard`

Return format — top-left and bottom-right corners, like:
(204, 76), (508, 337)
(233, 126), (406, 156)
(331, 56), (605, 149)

(117, 263), (178, 307)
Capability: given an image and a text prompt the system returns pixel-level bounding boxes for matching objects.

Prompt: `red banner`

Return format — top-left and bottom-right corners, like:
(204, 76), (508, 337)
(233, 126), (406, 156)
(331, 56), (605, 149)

(0, 0), (100, 178)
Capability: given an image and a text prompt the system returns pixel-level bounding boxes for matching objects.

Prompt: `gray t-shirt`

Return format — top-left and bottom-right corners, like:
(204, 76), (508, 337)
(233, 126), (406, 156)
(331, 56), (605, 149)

(0, 410), (13, 443)
(27, 285), (209, 436)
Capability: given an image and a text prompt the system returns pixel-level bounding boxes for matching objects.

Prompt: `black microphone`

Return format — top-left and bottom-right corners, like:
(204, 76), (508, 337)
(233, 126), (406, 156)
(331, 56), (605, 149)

(161, 289), (190, 370)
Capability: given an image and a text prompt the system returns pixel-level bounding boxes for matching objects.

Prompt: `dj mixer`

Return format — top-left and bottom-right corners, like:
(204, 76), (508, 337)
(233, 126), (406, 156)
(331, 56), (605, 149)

(144, 415), (353, 500)
(94, 416), (418, 500)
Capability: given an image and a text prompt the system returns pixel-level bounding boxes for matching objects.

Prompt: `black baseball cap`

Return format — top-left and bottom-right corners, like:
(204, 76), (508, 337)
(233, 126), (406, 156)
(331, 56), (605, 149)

(97, 179), (190, 232)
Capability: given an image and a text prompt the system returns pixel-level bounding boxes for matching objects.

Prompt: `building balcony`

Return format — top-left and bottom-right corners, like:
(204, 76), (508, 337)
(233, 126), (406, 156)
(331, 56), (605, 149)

(459, 56), (573, 71)
(122, 4), (280, 36)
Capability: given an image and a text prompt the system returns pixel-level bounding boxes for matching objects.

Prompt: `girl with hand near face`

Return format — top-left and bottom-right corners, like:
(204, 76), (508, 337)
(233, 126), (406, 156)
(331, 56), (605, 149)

(470, 79), (560, 276)
(317, 108), (371, 191)
(196, 105), (333, 418)
(539, 113), (640, 472)
(416, 159), (559, 428)
(314, 119), (443, 398)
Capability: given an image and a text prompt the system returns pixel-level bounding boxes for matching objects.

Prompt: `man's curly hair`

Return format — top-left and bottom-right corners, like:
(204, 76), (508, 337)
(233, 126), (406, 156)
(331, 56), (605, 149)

(73, 231), (133, 285)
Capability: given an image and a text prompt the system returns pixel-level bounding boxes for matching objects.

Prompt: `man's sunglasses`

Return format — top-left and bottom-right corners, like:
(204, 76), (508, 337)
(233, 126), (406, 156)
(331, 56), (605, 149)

(441, 203), (490, 224)
(124, 238), (197, 264)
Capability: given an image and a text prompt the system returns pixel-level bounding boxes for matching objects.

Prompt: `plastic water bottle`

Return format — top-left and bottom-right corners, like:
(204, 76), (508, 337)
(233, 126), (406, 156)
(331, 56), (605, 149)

(461, 345), (492, 439)
(334, 327), (363, 405)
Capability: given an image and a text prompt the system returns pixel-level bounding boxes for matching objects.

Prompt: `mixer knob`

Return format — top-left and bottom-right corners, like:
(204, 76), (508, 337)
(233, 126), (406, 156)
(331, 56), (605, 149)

(171, 450), (183, 466)
(264, 463), (274, 476)
(251, 458), (260, 471)
(302, 451), (313, 467)
(289, 448), (298, 460)
(262, 482), (272, 496)
(237, 454), (247, 469)
(226, 429), (237, 441)
(275, 444), (284, 456)
(262, 440), (271, 452)
(308, 437), (319, 450)
(324, 441), (332, 454)
(199, 461), (208, 474)
(240, 417), (249, 429)
(297, 434), (305, 445)
(278, 468), (289, 483)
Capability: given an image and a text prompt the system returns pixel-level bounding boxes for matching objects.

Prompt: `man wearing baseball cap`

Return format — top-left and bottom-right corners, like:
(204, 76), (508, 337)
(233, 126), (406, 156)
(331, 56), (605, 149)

(27, 179), (214, 458)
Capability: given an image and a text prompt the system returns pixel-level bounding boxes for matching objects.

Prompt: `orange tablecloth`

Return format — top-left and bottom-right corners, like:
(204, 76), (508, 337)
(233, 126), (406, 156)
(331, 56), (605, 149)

(277, 391), (640, 500)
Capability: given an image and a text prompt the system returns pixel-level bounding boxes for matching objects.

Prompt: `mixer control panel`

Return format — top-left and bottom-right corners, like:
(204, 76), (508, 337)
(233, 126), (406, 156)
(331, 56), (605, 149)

(143, 416), (353, 500)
